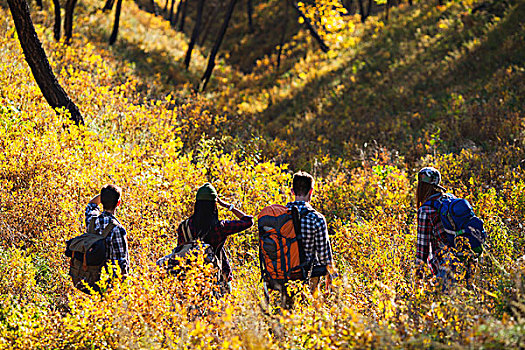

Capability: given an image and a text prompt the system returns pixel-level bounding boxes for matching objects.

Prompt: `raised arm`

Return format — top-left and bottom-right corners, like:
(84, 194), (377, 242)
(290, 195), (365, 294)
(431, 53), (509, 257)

(85, 193), (102, 228)
(217, 197), (249, 219)
(89, 194), (101, 205)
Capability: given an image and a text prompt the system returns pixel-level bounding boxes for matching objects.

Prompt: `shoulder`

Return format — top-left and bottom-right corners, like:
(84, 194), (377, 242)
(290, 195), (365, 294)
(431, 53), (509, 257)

(105, 214), (126, 236)
(303, 207), (326, 226)
(418, 203), (435, 216)
(305, 208), (324, 220)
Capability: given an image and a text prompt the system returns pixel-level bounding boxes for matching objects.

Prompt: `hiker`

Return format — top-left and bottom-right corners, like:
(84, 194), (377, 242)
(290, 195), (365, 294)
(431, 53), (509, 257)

(175, 183), (254, 293)
(415, 167), (486, 289)
(67, 184), (129, 293)
(287, 171), (336, 292)
(415, 167), (459, 289)
(258, 170), (336, 308)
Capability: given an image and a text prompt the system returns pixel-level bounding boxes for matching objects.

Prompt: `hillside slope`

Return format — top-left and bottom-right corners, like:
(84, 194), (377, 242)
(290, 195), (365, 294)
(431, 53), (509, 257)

(0, 0), (524, 348)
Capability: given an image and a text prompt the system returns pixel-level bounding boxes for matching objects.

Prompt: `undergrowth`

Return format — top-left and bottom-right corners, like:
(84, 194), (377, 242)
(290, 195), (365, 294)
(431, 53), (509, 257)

(0, 0), (525, 348)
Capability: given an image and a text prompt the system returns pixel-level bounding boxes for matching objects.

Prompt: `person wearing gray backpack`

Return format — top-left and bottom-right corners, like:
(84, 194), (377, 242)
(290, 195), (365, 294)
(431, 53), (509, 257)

(66, 184), (129, 293)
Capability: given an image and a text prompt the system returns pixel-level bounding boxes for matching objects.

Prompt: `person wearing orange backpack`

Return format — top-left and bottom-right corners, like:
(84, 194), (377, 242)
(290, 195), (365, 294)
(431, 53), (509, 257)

(287, 171), (336, 292)
(258, 171), (336, 307)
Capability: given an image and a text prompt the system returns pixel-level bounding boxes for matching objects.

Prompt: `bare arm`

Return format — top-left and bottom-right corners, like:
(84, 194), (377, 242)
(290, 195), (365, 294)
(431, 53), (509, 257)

(217, 197), (248, 219)
(89, 194), (101, 205)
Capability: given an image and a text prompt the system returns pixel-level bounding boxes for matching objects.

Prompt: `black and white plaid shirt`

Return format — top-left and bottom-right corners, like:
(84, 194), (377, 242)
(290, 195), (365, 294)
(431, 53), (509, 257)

(85, 203), (129, 274)
(286, 201), (333, 267)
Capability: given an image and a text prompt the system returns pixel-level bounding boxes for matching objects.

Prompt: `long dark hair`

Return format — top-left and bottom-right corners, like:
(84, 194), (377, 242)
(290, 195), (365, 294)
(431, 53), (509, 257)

(192, 200), (219, 238)
(416, 181), (443, 208)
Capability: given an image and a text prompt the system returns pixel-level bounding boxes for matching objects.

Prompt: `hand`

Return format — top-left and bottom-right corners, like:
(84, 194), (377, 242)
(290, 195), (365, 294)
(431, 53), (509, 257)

(325, 273), (332, 290)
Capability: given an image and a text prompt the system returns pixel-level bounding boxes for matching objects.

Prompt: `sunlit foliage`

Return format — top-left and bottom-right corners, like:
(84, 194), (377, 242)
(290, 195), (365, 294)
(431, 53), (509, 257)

(1, 0), (525, 348)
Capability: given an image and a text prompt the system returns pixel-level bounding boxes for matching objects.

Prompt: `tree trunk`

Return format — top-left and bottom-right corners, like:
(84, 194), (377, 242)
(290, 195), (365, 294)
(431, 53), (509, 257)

(163, 0), (169, 13)
(201, 0), (238, 91)
(342, 0), (353, 14)
(357, 0), (366, 22)
(184, 0), (205, 69)
(6, 0), (83, 125)
(366, 0), (372, 17)
(247, 0), (254, 33)
(385, 0), (391, 21)
(102, 0), (114, 12)
(35, 0), (43, 9)
(408, 0), (413, 5)
(52, 0), (61, 40)
(292, 2), (329, 53)
(178, 0), (188, 32)
(276, 0), (289, 68)
(109, 0), (123, 45)
(199, 0), (221, 45)
(150, 0), (158, 15)
(172, 0), (183, 25)
(64, 0), (77, 43)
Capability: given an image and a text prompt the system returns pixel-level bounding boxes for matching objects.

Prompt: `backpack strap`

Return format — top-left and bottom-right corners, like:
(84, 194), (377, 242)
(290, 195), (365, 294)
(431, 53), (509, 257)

(181, 219), (194, 243)
(101, 221), (116, 239)
(87, 216), (116, 239)
(87, 217), (96, 234)
(291, 206), (307, 266)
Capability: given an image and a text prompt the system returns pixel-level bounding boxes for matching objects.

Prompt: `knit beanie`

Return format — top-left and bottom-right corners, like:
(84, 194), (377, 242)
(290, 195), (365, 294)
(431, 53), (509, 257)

(196, 183), (218, 201)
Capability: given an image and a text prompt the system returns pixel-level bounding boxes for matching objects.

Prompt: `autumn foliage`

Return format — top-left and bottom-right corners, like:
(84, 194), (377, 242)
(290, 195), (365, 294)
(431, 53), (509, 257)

(1, 0), (525, 348)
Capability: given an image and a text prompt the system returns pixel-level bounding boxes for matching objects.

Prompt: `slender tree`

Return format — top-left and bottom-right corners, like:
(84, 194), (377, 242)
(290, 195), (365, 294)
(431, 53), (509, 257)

(276, 0), (289, 68)
(35, 0), (43, 9)
(64, 0), (77, 43)
(292, 1), (329, 52)
(149, 0), (157, 15)
(103, 0), (115, 12)
(357, 0), (365, 22)
(6, 0), (83, 125)
(366, 0), (372, 17)
(385, 0), (391, 21)
(184, 0), (205, 69)
(246, 0), (254, 33)
(178, 0), (188, 32)
(163, 0), (169, 13)
(201, 0), (238, 91)
(170, 0), (178, 23)
(109, 0), (123, 45)
(199, 0), (221, 45)
(52, 0), (61, 40)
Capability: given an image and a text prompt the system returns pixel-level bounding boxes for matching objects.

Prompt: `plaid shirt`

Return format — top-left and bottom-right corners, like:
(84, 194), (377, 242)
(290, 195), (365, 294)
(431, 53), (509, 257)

(416, 194), (449, 274)
(286, 201), (333, 267)
(85, 203), (129, 274)
(177, 215), (254, 281)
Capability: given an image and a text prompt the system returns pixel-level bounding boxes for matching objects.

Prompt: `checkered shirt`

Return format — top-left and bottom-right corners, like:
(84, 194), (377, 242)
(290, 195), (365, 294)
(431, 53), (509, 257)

(286, 201), (333, 267)
(85, 203), (129, 274)
(416, 194), (449, 274)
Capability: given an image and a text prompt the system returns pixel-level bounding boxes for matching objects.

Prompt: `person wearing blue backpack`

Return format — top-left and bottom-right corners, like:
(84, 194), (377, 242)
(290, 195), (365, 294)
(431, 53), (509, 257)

(415, 167), (486, 289)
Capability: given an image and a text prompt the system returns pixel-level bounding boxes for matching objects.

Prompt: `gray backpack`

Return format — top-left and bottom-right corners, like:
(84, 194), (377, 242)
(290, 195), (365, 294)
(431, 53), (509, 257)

(65, 217), (116, 293)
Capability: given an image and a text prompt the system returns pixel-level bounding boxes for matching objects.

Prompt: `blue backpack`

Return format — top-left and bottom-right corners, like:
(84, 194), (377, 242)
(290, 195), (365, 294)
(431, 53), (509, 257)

(425, 194), (486, 258)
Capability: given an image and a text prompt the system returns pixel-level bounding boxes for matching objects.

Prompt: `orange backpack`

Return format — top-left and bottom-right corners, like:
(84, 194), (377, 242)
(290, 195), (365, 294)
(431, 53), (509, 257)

(258, 204), (309, 282)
